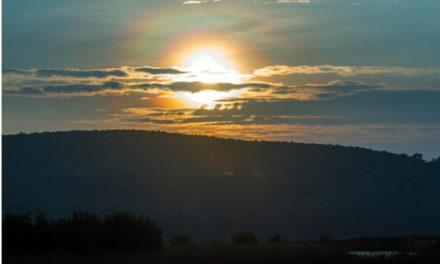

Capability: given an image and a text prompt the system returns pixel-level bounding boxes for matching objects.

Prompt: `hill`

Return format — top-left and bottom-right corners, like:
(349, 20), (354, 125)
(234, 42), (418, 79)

(2, 130), (440, 240)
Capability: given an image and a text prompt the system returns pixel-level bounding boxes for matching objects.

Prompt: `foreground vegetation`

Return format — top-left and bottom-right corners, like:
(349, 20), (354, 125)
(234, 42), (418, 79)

(3, 212), (440, 264)
(3, 212), (163, 254)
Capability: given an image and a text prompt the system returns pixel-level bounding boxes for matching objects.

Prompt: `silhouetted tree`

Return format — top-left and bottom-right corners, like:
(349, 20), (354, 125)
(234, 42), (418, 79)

(64, 211), (103, 252)
(2, 211), (163, 254)
(2, 213), (33, 254)
(412, 153), (423, 161)
(34, 213), (50, 251)
(231, 231), (258, 244)
(430, 157), (440, 164)
(269, 234), (283, 243)
(170, 233), (190, 245)
(103, 211), (163, 251)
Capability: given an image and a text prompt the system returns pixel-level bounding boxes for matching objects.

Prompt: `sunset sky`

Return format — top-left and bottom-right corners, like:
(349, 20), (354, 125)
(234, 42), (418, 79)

(3, 0), (440, 158)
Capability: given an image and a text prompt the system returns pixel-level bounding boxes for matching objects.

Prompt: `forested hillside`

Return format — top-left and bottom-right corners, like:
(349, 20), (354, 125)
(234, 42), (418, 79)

(3, 130), (440, 240)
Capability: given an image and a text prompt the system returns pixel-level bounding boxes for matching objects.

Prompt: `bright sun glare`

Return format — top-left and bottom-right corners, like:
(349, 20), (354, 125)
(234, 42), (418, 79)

(176, 89), (241, 109)
(182, 48), (231, 72)
(178, 47), (245, 84)
(172, 47), (248, 108)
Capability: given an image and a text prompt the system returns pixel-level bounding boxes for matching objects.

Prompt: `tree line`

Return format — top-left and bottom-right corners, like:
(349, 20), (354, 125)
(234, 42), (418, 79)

(3, 212), (292, 255)
(2, 211), (163, 254)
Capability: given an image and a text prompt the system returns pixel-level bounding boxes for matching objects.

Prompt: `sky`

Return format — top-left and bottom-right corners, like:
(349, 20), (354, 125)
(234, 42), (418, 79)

(2, 0), (440, 159)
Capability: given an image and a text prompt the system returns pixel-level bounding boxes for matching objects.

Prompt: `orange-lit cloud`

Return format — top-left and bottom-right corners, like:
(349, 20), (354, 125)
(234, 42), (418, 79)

(254, 65), (440, 77)
(4, 65), (440, 103)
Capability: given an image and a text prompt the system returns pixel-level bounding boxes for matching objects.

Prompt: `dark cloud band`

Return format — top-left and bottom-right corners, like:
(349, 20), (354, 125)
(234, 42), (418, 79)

(134, 67), (186, 75)
(36, 69), (128, 78)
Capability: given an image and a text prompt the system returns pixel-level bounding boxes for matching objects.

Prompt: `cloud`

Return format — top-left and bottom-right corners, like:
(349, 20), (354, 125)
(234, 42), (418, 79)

(3, 81), (124, 96)
(2, 69), (32, 75)
(3, 65), (438, 103)
(70, 111), (440, 148)
(3, 66), (187, 79)
(4, 86), (45, 96)
(262, 80), (380, 101)
(134, 67), (186, 75)
(56, 87), (440, 134)
(117, 104), (334, 126)
(309, 80), (379, 95)
(254, 65), (440, 77)
(3, 78), (275, 97)
(42, 81), (123, 94)
(123, 117), (177, 124)
(134, 81), (275, 93)
(0, 74), (415, 103)
(183, 107), (331, 125)
(36, 69), (128, 78)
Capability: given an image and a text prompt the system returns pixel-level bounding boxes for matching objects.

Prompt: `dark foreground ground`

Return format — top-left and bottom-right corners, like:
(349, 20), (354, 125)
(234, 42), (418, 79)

(4, 240), (440, 264)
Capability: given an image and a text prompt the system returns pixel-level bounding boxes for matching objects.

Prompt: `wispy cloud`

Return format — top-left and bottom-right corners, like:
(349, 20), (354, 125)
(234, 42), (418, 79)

(2, 69), (32, 75)
(116, 104), (333, 126)
(2, 66), (186, 78)
(134, 67), (187, 75)
(254, 65), (440, 77)
(68, 113), (440, 146)
(35, 69), (128, 78)
(3, 65), (439, 103)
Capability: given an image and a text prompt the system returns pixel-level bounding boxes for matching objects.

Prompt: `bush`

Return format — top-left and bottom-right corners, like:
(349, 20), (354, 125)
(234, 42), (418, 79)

(103, 211), (163, 251)
(170, 233), (190, 245)
(230, 231), (258, 244)
(2, 213), (33, 253)
(319, 233), (333, 243)
(269, 234), (283, 243)
(62, 211), (103, 252)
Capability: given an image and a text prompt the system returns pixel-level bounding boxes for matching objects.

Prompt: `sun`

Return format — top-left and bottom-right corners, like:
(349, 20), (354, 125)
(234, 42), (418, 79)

(182, 48), (231, 73)
(169, 46), (252, 108)
(176, 47), (248, 84)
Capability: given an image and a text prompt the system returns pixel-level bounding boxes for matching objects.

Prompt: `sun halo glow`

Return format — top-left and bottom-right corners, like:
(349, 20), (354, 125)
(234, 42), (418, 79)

(175, 47), (248, 84)
(175, 89), (240, 109)
(167, 46), (251, 108)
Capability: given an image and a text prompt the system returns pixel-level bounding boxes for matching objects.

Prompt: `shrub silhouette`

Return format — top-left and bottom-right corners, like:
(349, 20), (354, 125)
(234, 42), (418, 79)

(319, 233), (333, 243)
(230, 231), (258, 244)
(170, 233), (190, 245)
(103, 211), (163, 251)
(2, 213), (33, 253)
(62, 211), (103, 252)
(269, 234), (283, 243)
(34, 213), (52, 251)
